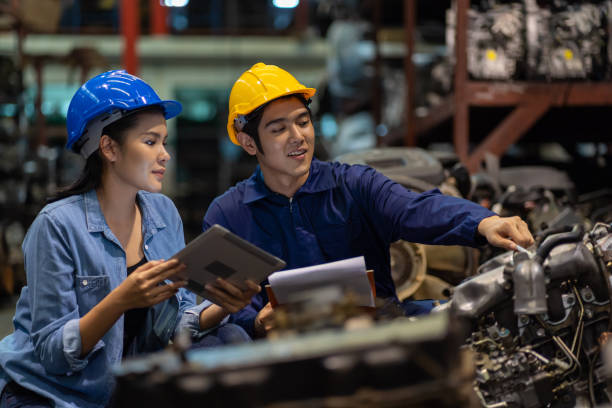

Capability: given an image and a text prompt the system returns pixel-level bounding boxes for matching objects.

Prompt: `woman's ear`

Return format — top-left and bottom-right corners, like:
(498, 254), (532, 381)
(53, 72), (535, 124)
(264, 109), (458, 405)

(236, 131), (258, 156)
(99, 134), (118, 162)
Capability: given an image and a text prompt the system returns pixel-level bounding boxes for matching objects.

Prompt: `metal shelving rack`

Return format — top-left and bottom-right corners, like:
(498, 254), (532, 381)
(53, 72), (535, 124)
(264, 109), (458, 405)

(453, 0), (612, 173)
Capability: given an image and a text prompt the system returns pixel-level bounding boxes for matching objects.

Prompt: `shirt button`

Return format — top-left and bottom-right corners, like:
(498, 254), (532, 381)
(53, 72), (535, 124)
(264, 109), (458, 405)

(144, 245), (149, 250)
(82, 280), (88, 286)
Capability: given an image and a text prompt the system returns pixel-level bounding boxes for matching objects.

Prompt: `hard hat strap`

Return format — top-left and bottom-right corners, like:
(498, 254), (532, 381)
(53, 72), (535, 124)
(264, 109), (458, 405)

(74, 109), (125, 159)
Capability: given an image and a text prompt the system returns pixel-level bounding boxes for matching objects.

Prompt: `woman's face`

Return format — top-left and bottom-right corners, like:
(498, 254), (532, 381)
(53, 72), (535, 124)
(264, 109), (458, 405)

(109, 111), (170, 193)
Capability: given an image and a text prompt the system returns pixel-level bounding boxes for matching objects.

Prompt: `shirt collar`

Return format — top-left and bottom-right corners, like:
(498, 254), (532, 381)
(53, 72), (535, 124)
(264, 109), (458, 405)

(84, 189), (166, 233)
(84, 189), (106, 232)
(243, 158), (337, 204)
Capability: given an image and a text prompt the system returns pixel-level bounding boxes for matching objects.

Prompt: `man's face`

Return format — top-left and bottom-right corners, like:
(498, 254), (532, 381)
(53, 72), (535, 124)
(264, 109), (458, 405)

(254, 96), (315, 186)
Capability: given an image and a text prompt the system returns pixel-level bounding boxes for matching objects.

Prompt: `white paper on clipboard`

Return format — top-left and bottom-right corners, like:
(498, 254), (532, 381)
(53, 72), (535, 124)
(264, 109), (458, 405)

(268, 256), (374, 307)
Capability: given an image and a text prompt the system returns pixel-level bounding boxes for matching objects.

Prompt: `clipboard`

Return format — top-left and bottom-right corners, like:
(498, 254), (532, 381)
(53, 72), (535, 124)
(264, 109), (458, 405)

(266, 270), (377, 308)
(170, 224), (286, 306)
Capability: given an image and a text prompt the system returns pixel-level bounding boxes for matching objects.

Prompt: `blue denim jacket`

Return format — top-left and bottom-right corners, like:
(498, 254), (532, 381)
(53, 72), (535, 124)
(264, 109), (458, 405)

(0, 189), (196, 408)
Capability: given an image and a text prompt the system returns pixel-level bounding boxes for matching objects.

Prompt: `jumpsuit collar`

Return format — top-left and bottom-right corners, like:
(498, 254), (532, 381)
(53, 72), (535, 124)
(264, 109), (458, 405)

(242, 158), (337, 204)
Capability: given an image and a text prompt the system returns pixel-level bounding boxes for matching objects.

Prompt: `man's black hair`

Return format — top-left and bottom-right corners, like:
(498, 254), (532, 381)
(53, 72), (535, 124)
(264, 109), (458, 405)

(240, 94), (311, 156)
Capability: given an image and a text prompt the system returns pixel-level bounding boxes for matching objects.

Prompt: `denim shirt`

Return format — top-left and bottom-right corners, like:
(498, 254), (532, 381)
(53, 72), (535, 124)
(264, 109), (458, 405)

(197, 159), (496, 336)
(0, 189), (196, 408)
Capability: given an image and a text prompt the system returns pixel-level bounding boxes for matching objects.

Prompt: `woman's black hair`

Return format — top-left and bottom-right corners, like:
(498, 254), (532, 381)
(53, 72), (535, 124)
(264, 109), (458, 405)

(241, 94), (311, 156)
(48, 105), (165, 203)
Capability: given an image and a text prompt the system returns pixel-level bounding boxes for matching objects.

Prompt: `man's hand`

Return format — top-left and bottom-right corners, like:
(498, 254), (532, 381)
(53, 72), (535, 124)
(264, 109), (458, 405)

(254, 302), (275, 338)
(478, 215), (534, 251)
(205, 278), (261, 314)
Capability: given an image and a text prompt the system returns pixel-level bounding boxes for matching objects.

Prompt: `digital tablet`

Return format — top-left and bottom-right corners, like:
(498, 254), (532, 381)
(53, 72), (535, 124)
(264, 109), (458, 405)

(170, 224), (286, 305)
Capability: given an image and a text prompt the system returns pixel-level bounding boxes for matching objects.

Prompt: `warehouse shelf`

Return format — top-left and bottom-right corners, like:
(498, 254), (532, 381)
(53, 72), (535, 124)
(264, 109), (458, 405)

(453, 0), (612, 173)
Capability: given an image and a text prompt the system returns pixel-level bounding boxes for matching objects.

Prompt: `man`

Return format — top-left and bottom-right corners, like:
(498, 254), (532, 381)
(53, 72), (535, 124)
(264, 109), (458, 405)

(203, 62), (533, 338)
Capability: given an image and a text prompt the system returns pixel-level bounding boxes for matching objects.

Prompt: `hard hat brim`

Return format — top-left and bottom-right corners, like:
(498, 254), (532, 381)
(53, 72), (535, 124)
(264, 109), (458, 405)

(159, 100), (182, 120)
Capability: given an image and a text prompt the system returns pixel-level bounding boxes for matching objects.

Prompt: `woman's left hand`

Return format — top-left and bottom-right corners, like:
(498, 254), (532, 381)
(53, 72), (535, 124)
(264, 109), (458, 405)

(204, 278), (261, 313)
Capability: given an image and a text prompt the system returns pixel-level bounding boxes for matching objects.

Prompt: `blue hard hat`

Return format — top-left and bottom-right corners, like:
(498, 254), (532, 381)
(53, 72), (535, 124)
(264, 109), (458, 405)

(66, 70), (182, 158)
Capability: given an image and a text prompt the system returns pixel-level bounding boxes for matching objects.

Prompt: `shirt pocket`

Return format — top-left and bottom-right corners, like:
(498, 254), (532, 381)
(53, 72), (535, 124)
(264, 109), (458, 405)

(74, 275), (111, 315)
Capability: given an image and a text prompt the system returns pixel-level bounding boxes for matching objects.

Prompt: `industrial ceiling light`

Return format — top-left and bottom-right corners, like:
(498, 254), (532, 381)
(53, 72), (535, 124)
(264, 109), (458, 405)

(162, 0), (189, 7)
(273, 0), (299, 8)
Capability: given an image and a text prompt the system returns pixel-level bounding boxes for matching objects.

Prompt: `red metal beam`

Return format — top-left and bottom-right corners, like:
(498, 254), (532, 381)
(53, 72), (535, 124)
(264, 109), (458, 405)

(453, 0), (469, 163)
(294, 0), (309, 34)
(404, 0), (416, 146)
(465, 99), (551, 173)
(120, 0), (140, 75)
(466, 81), (612, 107)
(150, 0), (169, 35)
(373, 0), (383, 146)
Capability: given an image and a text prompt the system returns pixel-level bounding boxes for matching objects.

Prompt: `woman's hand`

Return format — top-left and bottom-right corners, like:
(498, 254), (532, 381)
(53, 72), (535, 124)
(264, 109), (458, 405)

(116, 259), (187, 311)
(205, 278), (261, 314)
(80, 259), (186, 356)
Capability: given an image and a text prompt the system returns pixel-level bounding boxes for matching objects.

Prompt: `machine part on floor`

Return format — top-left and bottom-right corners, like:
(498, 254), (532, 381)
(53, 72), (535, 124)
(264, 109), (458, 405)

(577, 189), (612, 225)
(114, 311), (479, 408)
(424, 244), (478, 286)
(493, 186), (584, 234)
(498, 166), (575, 193)
(390, 241), (427, 301)
(334, 147), (445, 188)
(411, 274), (454, 301)
(450, 223), (612, 407)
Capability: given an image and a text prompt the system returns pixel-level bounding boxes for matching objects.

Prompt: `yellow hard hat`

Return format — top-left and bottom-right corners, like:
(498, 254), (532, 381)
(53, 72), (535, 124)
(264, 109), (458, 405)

(227, 62), (316, 145)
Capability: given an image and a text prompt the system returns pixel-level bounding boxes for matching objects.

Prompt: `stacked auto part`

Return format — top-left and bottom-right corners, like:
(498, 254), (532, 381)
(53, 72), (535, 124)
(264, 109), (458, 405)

(526, 0), (609, 80)
(446, 0), (612, 80)
(447, 1), (526, 80)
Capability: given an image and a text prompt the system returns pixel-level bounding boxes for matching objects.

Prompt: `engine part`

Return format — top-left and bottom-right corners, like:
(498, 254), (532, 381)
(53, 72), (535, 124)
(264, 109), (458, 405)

(334, 147), (445, 187)
(114, 312), (480, 407)
(390, 240), (427, 301)
(451, 223), (612, 407)
(513, 257), (548, 315)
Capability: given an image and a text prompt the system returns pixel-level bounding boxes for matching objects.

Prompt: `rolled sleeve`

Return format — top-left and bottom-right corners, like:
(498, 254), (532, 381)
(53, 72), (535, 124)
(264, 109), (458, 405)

(24, 213), (89, 375)
(178, 300), (229, 341)
(62, 319), (104, 372)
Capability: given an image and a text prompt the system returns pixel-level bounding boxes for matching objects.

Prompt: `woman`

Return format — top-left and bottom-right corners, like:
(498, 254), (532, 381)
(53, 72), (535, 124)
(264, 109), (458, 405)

(0, 70), (259, 408)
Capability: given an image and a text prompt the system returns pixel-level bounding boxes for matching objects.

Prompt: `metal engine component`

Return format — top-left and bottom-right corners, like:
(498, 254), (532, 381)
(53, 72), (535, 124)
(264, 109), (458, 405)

(335, 147), (445, 188)
(390, 240), (427, 301)
(451, 224), (612, 407)
(114, 312), (480, 407)
(513, 257), (548, 315)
